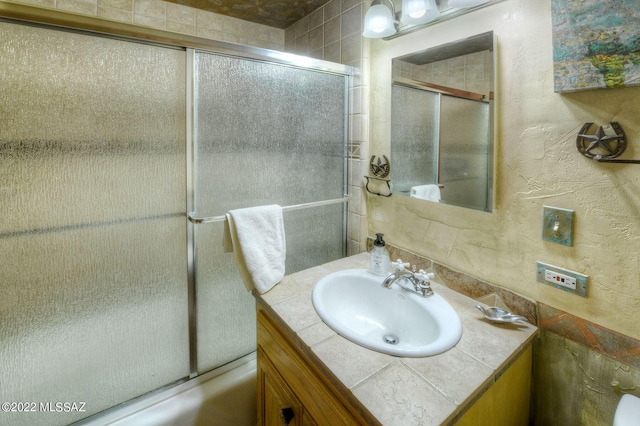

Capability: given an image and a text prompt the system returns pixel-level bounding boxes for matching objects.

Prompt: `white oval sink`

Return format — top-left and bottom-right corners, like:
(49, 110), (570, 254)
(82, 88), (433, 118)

(312, 269), (462, 357)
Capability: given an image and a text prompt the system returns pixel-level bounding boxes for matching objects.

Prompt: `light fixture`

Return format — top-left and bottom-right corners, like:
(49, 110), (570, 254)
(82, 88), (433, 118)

(448, 0), (490, 8)
(401, 0), (440, 25)
(362, 0), (397, 38)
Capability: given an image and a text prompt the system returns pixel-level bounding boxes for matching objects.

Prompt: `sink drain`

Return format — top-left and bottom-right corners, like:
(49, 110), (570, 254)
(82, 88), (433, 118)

(383, 334), (399, 345)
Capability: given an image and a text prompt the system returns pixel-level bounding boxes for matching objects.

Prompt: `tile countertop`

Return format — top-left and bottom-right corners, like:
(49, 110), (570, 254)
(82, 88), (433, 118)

(254, 253), (539, 426)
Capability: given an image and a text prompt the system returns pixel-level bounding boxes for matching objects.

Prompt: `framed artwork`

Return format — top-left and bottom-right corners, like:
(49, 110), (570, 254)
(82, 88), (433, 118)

(551, 0), (640, 92)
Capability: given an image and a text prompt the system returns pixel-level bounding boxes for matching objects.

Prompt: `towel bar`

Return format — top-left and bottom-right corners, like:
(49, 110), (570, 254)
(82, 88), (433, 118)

(188, 196), (351, 224)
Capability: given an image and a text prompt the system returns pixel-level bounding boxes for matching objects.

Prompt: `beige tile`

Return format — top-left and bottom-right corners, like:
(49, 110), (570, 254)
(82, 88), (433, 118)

(249, 24), (274, 43)
(268, 27), (284, 45)
(431, 282), (480, 313)
(403, 347), (493, 405)
(324, 16), (341, 46)
(57, 0), (97, 16)
(342, 0), (361, 12)
(167, 20), (197, 36)
(196, 27), (224, 41)
(341, 31), (361, 65)
(295, 33), (309, 56)
(98, 0), (131, 11)
(324, 0), (341, 21)
(14, 0), (55, 8)
(455, 315), (522, 370)
(312, 334), (395, 388)
(97, 5), (132, 22)
(465, 50), (486, 65)
(308, 25), (324, 52)
(448, 56), (465, 69)
(133, 13), (165, 29)
(196, 9), (224, 31)
(134, 0), (165, 19)
(293, 15), (309, 38)
(297, 320), (336, 347)
(322, 252), (369, 272)
(166, 2), (195, 25)
(352, 362), (457, 425)
(260, 276), (307, 306)
(286, 265), (331, 290)
(308, 7), (324, 30)
(341, 4), (361, 38)
(270, 293), (320, 332)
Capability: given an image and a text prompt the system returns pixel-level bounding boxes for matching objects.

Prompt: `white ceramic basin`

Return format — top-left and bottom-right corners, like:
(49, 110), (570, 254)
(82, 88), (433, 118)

(312, 269), (462, 357)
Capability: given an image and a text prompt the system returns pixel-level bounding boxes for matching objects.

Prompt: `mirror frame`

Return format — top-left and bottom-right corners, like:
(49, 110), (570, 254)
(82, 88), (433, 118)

(387, 30), (497, 212)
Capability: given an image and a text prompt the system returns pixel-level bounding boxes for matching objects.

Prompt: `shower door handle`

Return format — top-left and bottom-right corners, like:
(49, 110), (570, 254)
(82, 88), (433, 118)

(280, 407), (295, 425)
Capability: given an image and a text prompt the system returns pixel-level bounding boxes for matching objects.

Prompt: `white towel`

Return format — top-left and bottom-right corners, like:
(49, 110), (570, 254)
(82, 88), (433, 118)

(410, 184), (441, 202)
(223, 205), (286, 294)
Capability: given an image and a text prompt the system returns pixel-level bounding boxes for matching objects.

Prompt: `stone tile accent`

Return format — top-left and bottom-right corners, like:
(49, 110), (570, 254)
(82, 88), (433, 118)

(538, 303), (640, 370)
(368, 238), (537, 324)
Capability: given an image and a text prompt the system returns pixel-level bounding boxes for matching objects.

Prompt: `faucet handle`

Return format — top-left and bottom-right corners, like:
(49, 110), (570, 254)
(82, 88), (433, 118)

(392, 259), (410, 271)
(415, 269), (435, 282)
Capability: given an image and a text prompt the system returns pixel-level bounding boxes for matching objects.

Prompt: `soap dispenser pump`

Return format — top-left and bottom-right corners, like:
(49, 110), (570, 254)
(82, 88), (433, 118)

(370, 233), (390, 276)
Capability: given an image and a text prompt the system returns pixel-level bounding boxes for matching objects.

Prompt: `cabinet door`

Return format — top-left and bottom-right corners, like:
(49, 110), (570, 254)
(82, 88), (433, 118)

(259, 349), (304, 426)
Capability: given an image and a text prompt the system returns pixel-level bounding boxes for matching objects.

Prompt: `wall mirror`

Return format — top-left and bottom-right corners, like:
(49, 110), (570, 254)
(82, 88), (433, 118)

(390, 31), (495, 212)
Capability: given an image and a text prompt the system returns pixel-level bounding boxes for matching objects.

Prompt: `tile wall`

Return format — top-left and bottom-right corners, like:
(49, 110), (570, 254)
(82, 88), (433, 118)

(4, 0), (284, 50)
(393, 50), (494, 98)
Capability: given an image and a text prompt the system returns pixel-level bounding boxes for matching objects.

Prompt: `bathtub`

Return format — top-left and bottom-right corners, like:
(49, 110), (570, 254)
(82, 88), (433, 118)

(80, 352), (257, 426)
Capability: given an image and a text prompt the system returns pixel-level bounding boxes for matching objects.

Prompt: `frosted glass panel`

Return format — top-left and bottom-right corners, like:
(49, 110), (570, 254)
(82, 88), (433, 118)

(0, 21), (188, 425)
(390, 85), (439, 194)
(194, 51), (346, 372)
(439, 96), (490, 211)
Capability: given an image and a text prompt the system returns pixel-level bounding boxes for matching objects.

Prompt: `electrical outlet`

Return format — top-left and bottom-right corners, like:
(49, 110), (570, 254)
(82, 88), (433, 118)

(544, 269), (576, 290)
(536, 261), (588, 297)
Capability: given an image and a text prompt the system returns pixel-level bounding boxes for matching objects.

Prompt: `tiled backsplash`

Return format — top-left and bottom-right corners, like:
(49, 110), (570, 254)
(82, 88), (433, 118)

(368, 238), (640, 370)
(368, 239), (538, 324)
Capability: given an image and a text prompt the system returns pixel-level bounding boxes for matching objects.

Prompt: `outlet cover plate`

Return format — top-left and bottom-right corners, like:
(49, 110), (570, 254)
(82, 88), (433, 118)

(542, 206), (574, 246)
(536, 261), (588, 297)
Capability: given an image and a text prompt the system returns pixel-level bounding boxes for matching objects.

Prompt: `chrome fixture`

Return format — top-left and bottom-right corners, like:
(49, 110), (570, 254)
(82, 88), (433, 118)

(448, 0), (490, 8)
(363, 0), (507, 40)
(188, 196), (350, 224)
(381, 259), (435, 297)
(362, 0), (441, 38)
(475, 305), (527, 324)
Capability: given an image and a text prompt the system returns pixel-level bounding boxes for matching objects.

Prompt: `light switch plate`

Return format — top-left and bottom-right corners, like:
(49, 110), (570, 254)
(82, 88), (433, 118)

(542, 206), (574, 246)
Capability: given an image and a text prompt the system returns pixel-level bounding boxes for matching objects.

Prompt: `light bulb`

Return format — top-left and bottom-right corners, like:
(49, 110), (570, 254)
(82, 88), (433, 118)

(363, 3), (396, 38)
(401, 0), (439, 25)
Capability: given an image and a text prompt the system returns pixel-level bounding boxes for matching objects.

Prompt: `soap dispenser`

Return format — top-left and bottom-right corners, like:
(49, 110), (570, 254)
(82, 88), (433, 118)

(370, 233), (390, 276)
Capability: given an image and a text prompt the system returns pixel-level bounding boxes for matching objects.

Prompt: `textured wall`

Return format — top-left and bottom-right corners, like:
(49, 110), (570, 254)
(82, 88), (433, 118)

(368, 0), (640, 342)
(369, 1), (640, 422)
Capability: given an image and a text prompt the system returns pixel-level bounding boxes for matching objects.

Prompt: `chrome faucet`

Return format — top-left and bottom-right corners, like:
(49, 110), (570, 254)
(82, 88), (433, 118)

(381, 259), (434, 297)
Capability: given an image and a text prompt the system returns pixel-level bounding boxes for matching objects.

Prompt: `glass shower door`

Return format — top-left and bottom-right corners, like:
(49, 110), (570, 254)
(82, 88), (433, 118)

(439, 95), (491, 211)
(0, 21), (189, 426)
(391, 84), (440, 194)
(192, 51), (348, 373)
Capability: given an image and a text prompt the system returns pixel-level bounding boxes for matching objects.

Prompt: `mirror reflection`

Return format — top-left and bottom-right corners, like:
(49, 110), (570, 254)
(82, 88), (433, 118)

(391, 31), (494, 212)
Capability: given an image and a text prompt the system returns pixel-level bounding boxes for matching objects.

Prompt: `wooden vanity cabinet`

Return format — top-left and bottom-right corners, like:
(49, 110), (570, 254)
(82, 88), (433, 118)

(257, 302), (533, 426)
(256, 306), (378, 426)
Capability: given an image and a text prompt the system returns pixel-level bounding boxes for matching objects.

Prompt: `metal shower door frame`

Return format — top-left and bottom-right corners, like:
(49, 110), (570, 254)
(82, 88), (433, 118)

(185, 45), (352, 378)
